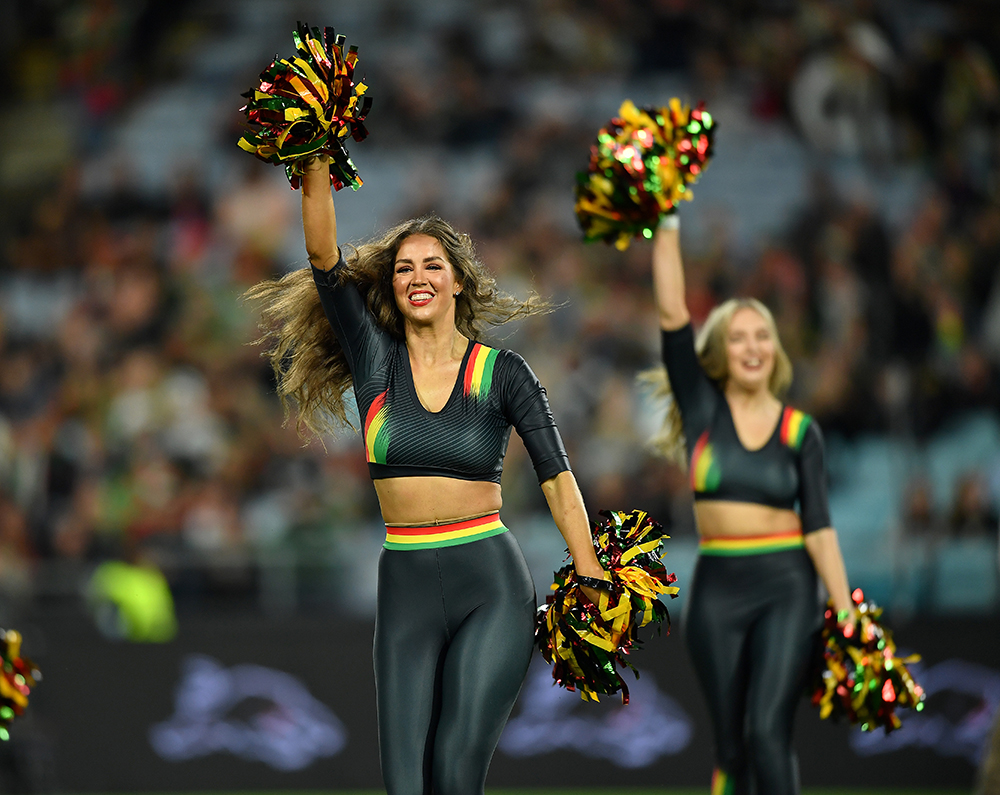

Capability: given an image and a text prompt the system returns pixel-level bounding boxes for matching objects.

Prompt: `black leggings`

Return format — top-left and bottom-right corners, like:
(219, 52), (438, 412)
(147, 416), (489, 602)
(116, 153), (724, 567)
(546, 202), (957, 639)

(374, 531), (536, 795)
(683, 548), (822, 795)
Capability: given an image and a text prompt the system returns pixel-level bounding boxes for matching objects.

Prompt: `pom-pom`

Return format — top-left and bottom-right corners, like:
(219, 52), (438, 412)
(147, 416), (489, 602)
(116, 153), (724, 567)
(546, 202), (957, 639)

(535, 509), (680, 704)
(575, 99), (716, 250)
(238, 21), (372, 190)
(811, 589), (925, 732)
(0, 629), (41, 740)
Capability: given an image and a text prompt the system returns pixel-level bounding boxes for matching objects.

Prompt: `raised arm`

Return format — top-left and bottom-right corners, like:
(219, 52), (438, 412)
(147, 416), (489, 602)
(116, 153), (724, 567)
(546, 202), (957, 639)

(656, 220), (719, 433)
(302, 156), (339, 271)
(653, 221), (690, 331)
(304, 156), (391, 380)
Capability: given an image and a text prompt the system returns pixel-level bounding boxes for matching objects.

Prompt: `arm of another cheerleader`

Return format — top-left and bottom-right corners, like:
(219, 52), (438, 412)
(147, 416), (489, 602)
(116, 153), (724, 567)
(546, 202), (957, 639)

(652, 215), (690, 331)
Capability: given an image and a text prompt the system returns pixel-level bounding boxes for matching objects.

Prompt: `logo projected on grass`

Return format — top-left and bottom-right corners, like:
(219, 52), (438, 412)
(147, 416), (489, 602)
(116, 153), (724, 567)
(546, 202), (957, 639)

(849, 658), (1000, 765)
(149, 654), (346, 770)
(499, 659), (693, 767)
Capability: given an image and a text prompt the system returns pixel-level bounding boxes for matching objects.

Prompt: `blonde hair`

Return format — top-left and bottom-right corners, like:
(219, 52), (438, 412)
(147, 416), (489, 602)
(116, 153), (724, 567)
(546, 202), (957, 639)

(641, 298), (793, 466)
(245, 215), (550, 439)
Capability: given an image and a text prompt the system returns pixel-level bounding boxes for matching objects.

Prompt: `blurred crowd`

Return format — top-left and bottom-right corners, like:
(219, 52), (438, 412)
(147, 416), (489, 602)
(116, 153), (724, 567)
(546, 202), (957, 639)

(1, 0), (998, 617)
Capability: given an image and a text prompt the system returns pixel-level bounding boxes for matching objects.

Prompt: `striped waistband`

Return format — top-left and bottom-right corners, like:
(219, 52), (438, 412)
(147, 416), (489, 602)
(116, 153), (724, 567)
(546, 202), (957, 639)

(699, 529), (804, 556)
(384, 512), (508, 550)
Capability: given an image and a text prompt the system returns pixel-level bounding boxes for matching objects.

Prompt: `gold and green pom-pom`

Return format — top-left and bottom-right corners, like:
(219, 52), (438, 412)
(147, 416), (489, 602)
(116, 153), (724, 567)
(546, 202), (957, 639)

(0, 629), (41, 741)
(535, 509), (679, 704)
(811, 588), (925, 732)
(238, 21), (372, 190)
(574, 98), (716, 250)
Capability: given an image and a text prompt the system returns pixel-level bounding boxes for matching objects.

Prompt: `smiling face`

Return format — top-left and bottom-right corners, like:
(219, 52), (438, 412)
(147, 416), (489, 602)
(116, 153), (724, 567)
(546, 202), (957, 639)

(725, 307), (776, 393)
(392, 234), (462, 329)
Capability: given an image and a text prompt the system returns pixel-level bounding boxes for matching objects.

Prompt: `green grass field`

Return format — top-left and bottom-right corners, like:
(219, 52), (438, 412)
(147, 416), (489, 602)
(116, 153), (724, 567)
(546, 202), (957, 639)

(74, 790), (972, 795)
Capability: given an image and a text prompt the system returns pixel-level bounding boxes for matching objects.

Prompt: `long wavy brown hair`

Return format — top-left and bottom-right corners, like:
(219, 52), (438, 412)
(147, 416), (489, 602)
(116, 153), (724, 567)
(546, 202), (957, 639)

(245, 215), (550, 439)
(641, 298), (793, 467)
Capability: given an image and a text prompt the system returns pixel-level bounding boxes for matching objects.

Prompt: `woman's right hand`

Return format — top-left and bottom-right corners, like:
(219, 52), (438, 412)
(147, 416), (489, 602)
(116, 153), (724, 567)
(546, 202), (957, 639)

(303, 154), (329, 172)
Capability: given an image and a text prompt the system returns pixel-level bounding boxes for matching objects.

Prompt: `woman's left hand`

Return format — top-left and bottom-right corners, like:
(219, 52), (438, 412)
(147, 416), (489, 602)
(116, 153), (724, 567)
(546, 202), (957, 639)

(836, 606), (859, 633)
(576, 568), (611, 608)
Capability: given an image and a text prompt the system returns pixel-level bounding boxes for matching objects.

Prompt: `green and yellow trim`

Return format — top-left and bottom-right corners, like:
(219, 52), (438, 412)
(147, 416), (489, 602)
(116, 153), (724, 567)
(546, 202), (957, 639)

(463, 343), (499, 401)
(690, 430), (721, 493)
(364, 390), (390, 464)
(384, 512), (508, 550)
(700, 529), (804, 557)
(711, 767), (735, 795)
(779, 406), (811, 451)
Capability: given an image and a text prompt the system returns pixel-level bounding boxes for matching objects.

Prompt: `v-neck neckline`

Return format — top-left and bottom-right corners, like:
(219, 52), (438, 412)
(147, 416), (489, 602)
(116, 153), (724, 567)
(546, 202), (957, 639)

(403, 338), (474, 416)
(725, 400), (785, 453)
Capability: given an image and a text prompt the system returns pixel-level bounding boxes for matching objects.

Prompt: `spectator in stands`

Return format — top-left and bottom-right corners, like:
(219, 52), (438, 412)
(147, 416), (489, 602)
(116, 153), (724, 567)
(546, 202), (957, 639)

(949, 472), (999, 538)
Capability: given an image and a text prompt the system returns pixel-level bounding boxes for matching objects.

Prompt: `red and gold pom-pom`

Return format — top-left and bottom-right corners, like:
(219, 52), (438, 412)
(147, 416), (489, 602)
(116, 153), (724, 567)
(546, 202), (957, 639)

(536, 509), (679, 704)
(575, 99), (716, 250)
(0, 629), (41, 740)
(238, 21), (372, 190)
(811, 588), (925, 732)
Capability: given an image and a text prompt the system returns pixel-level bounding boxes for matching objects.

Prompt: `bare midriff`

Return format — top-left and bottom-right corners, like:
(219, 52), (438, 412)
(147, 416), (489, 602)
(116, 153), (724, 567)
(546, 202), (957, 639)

(694, 500), (801, 538)
(374, 477), (503, 526)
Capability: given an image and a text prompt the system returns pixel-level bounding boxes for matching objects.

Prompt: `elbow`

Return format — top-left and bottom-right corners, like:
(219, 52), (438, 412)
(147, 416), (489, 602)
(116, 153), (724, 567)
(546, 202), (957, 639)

(803, 526), (838, 555)
(659, 306), (690, 331)
(307, 246), (340, 272)
(539, 469), (572, 496)
(539, 473), (560, 497)
(306, 248), (325, 268)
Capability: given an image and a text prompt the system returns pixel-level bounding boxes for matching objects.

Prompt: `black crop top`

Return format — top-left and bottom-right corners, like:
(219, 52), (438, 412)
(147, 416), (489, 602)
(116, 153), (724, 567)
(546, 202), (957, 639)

(312, 259), (571, 484)
(661, 324), (831, 534)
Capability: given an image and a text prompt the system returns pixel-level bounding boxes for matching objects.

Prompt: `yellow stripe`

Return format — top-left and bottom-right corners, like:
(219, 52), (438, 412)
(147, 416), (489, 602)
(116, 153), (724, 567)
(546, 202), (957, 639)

(386, 517), (505, 545)
(303, 39), (331, 85)
(470, 345), (489, 397)
(283, 107), (311, 122)
(620, 537), (661, 564)
(786, 410), (803, 446)
(290, 57), (329, 104)
(365, 405), (387, 461)
(702, 535), (801, 549)
(700, 533), (804, 556)
(287, 73), (326, 119)
(693, 446), (714, 490)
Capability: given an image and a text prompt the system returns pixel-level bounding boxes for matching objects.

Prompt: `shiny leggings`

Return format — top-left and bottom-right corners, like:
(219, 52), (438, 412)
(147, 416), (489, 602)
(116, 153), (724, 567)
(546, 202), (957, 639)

(374, 531), (536, 795)
(684, 548), (822, 795)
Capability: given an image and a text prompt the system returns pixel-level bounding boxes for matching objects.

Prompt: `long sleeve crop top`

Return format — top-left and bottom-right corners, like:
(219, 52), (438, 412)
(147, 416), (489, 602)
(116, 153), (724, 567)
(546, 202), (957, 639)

(312, 258), (571, 484)
(661, 323), (831, 533)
